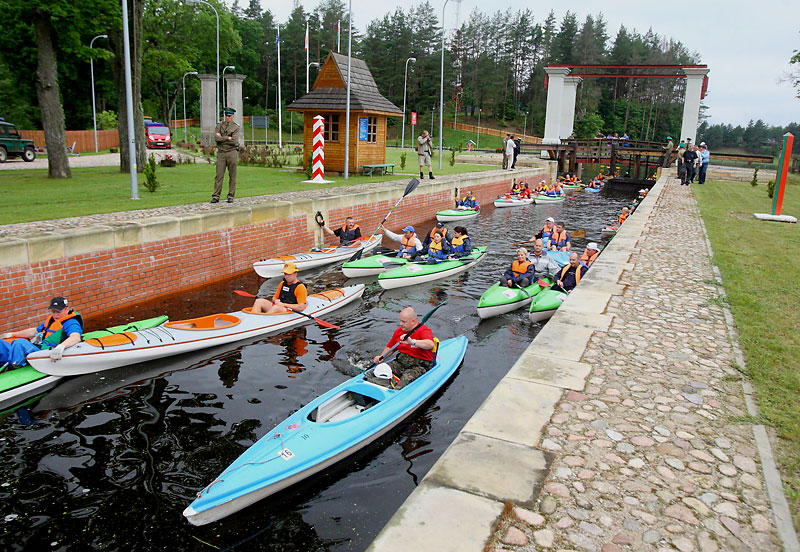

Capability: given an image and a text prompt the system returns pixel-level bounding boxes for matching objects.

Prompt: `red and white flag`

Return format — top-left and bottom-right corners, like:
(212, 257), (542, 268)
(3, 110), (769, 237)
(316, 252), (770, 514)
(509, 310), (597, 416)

(305, 22), (309, 51)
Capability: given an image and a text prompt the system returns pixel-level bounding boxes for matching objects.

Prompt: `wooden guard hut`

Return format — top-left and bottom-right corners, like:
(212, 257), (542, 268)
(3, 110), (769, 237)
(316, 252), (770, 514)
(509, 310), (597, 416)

(287, 52), (402, 174)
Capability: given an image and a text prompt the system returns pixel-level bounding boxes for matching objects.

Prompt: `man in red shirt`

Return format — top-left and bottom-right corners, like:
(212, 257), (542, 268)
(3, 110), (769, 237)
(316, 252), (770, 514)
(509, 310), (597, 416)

(368, 307), (436, 389)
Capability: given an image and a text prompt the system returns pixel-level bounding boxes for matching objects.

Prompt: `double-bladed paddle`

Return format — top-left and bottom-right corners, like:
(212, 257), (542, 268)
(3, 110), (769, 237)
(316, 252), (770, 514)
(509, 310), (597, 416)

(364, 301), (448, 371)
(233, 290), (341, 329)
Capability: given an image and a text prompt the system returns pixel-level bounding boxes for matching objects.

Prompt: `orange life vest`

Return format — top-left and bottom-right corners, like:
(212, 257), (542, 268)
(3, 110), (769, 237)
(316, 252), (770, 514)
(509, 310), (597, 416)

(511, 259), (532, 278)
(428, 227), (448, 239)
(618, 213), (628, 224)
(560, 264), (583, 285)
(580, 250), (599, 266)
(550, 229), (568, 246)
(400, 233), (416, 249)
(42, 311), (83, 349)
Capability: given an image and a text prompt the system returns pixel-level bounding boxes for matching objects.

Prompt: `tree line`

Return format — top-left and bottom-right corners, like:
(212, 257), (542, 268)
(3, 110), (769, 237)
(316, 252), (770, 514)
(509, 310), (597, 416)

(1, 0), (796, 178)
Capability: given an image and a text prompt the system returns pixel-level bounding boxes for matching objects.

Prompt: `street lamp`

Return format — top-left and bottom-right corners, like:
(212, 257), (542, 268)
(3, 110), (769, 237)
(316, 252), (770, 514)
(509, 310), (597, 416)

(222, 65), (235, 108)
(523, 111), (528, 144)
(185, 0), (219, 121)
(401, 57), (416, 151)
(183, 71), (198, 143)
(89, 34), (108, 153)
(477, 108), (481, 149)
(438, 0), (450, 170)
(306, 61), (319, 93)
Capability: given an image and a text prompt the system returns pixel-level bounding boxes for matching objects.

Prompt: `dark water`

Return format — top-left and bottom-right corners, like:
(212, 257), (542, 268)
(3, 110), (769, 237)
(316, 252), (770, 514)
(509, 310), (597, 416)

(0, 188), (631, 551)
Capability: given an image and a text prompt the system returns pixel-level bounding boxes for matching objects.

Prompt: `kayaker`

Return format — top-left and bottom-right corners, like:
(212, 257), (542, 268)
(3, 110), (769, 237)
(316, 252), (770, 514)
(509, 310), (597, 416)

(500, 247), (534, 288)
(510, 181), (521, 195)
(529, 239), (560, 281)
(448, 226), (472, 258)
(251, 263), (308, 314)
(422, 222), (451, 250)
(580, 242), (601, 267)
(548, 222), (571, 252)
(556, 252), (589, 292)
(367, 307), (436, 389)
(530, 217), (556, 242)
(618, 207), (630, 225)
(425, 231), (452, 263)
(379, 225), (422, 259)
(518, 183), (532, 199)
(322, 216), (362, 246)
(0, 296), (83, 370)
(456, 190), (479, 210)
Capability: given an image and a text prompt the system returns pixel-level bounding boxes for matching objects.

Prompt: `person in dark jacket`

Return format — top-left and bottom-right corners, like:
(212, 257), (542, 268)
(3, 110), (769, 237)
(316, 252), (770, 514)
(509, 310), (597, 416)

(501, 248), (535, 288)
(448, 226), (472, 258)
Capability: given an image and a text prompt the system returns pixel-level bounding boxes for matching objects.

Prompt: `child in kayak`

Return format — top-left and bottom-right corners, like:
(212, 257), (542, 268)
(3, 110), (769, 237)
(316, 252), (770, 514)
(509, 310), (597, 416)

(425, 231), (452, 264)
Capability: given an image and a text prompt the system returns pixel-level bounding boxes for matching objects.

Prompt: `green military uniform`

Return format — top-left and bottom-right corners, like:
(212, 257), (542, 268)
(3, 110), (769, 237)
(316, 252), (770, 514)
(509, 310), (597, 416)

(213, 108), (240, 203)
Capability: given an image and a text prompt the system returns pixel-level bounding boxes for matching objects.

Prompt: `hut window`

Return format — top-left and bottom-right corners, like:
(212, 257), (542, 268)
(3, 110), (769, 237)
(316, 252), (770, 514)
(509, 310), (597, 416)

(324, 114), (339, 142)
(367, 117), (377, 143)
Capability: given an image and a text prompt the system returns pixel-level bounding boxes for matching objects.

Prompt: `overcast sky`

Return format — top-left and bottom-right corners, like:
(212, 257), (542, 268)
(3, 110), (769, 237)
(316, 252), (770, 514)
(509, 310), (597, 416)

(266, 0), (799, 127)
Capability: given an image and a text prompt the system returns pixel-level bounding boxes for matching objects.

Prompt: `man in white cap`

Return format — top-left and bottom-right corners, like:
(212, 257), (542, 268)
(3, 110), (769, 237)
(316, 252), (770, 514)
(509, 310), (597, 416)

(251, 263), (308, 313)
(379, 225), (422, 258)
(530, 217), (556, 242)
(698, 142), (710, 184)
(580, 242), (601, 267)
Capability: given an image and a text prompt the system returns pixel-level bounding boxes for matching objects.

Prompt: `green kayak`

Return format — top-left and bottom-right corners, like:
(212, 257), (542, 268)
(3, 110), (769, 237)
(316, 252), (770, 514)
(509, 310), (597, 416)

(476, 278), (550, 319)
(0, 315), (169, 410)
(529, 288), (568, 323)
(436, 208), (479, 222)
(342, 254), (409, 278)
(378, 247), (487, 289)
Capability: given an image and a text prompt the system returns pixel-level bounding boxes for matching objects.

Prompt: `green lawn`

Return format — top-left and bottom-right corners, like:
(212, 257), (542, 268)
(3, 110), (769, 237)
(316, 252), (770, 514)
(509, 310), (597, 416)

(0, 147), (493, 224)
(692, 177), (800, 529)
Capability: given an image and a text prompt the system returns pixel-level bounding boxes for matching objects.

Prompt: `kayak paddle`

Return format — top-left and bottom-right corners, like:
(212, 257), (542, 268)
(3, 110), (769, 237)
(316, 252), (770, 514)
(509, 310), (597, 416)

(370, 178), (420, 237)
(365, 301), (448, 371)
(571, 229), (586, 238)
(233, 290), (341, 329)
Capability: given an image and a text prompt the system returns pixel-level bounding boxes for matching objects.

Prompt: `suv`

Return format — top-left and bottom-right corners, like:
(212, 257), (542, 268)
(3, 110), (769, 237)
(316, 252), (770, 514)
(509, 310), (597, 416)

(0, 118), (36, 162)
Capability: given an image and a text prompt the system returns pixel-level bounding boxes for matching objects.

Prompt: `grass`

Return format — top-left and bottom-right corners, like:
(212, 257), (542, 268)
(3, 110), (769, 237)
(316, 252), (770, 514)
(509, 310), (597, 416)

(0, 147), (493, 224)
(692, 178), (800, 530)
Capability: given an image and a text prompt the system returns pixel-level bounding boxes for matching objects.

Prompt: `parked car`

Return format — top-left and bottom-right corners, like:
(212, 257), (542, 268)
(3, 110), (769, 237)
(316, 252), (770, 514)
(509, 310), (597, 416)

(0, 118), (36, 162)
(146, 125), (171, 149)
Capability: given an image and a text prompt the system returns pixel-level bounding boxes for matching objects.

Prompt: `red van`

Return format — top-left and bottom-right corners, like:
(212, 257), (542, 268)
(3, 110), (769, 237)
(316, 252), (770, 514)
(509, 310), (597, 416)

(146, 125), (171, 149)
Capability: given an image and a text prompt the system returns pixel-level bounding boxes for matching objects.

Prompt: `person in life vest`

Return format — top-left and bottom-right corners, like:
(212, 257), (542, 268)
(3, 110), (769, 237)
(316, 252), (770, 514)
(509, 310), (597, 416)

(322, 216), (361, 246)
(618, 207), (630, 225)
(528, 238), (560, 281)
(556, 252), (589, 292)
(0, 296), (84, 369)
(366, 307), (436, 389)
(501, 247), (535, 288)
(380, 225), (423, 259)
(517, 183), (532, 199)
(530, 217), (556, 242)
(425, 231), (452, 263)
(548, 221), (571, 252)
(422, 222), (452, 250)
(580, 242), (601, 267)
(457, 190), (479, 210)
(448, 226), (472, 258)
(510, 181), (521, 195)
(251, 263), (308, 314)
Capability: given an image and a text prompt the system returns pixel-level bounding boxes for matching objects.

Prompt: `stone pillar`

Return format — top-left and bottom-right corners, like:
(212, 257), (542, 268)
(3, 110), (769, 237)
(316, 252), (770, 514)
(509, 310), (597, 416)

(198, 74), (217, 146)
(224, 73), (247, 146)
(680, 67), (709, 145)
(560, 76), (582, 139)
(543, 67), (570, 145)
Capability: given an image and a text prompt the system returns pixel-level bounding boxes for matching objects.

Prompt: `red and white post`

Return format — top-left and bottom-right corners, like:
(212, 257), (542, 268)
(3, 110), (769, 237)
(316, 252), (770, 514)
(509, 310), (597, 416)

(305, 115), (333, 183)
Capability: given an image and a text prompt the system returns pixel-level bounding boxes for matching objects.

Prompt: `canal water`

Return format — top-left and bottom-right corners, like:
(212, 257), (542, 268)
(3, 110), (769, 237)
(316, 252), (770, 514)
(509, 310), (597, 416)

(0, 188), (632, 551)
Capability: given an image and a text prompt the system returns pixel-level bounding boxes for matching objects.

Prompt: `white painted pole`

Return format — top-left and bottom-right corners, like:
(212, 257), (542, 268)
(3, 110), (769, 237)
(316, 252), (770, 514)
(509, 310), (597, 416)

(438, 0), (450, 170)
(401, 57), (416, 151)
(344, 0), (352, 179)
(89, 34), (107, 153)
(120, 0), (138, 199)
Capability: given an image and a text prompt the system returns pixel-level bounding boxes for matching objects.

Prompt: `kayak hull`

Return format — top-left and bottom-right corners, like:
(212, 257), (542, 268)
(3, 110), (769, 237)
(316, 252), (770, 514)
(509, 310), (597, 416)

(476, 281), (546, 319)
(253, 236), (380, 278)
(586, 187), (601, 193)
(183, 336), (469, 526)
(377, 248), (487, 289)
(28, 287), (365, 376)
(600, 227), (617, 239)
(493, 198), (534, 208)
(435, 209), (479, 222)
(341, 254), (408, 278)
(534, 195), (565, 203)
(529, 288), (568, 323)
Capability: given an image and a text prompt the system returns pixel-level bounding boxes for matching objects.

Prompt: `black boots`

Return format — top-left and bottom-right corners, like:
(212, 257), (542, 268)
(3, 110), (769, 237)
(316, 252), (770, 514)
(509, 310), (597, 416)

(429, 172), (435, 179)
(420, 171), (424, 179)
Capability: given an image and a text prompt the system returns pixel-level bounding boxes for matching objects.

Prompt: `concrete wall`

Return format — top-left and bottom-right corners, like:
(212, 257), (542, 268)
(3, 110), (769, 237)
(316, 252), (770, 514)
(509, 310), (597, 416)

(0, 169), (548, 330)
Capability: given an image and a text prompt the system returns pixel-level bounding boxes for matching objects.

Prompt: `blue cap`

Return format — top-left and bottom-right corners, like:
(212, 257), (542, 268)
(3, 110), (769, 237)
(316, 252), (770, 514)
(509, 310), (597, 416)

(402, 225), (415, 232)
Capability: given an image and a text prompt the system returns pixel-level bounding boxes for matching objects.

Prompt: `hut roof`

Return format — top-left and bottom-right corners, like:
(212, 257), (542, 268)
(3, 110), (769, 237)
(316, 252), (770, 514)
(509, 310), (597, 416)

(287, 52), (402, 115)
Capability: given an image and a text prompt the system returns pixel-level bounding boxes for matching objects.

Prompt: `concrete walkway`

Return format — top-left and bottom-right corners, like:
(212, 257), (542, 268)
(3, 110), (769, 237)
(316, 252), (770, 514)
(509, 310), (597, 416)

(368, 175), (798, 551)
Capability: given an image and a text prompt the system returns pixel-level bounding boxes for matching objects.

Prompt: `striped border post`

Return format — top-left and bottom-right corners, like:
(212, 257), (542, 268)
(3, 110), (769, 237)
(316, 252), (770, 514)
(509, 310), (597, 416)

(311, 115), (326, 182)
(772, 132), (794, 216)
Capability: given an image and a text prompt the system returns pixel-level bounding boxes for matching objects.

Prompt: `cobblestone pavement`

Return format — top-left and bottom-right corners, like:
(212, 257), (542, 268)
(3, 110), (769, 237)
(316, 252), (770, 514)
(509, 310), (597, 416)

(492, 177), (783, 551)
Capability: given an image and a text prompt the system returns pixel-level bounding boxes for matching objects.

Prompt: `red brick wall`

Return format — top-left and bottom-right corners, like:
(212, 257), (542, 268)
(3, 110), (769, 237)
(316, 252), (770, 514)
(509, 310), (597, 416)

(2, 174), (546, 330)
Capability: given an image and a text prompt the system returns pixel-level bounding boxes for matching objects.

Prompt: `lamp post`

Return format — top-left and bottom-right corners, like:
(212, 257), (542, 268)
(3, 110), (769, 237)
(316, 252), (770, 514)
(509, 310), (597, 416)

(401, 57), (416, 151)
(431, 105), (435, 136)
(89, 34), (108, 153)
(343, 0), (352, 178)
(121, 0), (138, 199)
(306, 61), (319, 93)
(264, 41), (270, 145)
(477, 108), (481, 149)
(185, 0), (219, 121)
(523, 111), (528, 144)
(438, 0), (450, 170)
(182, 71), (198, 143)
(222, 65), (235, 108)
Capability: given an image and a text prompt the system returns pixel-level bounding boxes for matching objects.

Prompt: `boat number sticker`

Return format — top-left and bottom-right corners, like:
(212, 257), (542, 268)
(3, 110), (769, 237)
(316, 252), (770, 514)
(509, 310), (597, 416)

(285, 423), (300, 430)
(405, 265), (421, 273)
(558, 294), (567, 302)
(502, 290), (517, 299)
(279, 448), (295, 461)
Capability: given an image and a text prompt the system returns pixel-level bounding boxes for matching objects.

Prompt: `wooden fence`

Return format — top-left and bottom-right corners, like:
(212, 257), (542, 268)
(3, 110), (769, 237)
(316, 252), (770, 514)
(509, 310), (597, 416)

(443, 121), (542, 144)
(19, 129), (119, 154)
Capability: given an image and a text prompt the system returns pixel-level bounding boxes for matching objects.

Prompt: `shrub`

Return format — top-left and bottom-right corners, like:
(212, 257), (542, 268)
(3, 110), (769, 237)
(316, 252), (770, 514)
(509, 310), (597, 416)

(750, 167), (759, 187)
(306, 152), (313, 180)
(449, 148), (456, 166)
(96, 110), (118, 130)
(400, 151), (407, 170)
(767, 180), (775, 198)
(143, 154), (160, 192)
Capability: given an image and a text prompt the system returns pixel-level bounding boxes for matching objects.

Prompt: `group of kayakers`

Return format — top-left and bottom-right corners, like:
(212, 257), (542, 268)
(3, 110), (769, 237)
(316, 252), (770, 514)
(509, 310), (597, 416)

(379, 221), (472, 264)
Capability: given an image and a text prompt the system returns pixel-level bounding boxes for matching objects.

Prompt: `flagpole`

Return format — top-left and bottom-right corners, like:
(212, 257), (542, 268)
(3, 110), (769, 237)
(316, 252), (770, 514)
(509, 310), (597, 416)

(343, 2), (352, 179)
(337, 20), (341, 53)
(305, 22), (309, 95)
(277, 25), (282, 148)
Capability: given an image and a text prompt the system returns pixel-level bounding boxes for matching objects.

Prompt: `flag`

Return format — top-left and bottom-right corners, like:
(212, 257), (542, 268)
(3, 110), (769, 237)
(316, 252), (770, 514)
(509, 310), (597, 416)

(337, 20), (340, 52)
(305, 22), (309, 51)
(276, 26), (280, 51)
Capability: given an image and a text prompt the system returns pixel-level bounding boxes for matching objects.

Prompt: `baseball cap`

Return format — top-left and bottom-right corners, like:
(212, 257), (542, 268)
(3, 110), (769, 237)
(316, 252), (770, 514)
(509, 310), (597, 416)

(436, 222), (445, 227)
(282, 262), (299, 274)
(374, 363), (393, 380)
(49, 296), (68, 310)
(700, 142), (706, 146)
(666, 136), (672, 140)
(546, 217), (555, 223)
(587, 242), (600, 251)
(402, 225), (415, 232)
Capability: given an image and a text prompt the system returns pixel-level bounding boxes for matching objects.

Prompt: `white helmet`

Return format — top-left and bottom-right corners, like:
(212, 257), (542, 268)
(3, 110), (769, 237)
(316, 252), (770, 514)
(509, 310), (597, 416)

(373, 363), (393, 380)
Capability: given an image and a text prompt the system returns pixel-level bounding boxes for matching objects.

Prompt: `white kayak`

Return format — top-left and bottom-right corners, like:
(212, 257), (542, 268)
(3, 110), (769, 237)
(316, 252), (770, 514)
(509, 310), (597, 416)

(28, 286), (365, 376)
(600, 226), (618, 239)
(253, 236), (381, 278)
(493, 197), (534, 208)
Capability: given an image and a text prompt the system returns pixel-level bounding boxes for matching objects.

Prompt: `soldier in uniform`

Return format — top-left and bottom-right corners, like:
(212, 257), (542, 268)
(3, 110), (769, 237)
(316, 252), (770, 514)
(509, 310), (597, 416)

(212, 107), (240, 203)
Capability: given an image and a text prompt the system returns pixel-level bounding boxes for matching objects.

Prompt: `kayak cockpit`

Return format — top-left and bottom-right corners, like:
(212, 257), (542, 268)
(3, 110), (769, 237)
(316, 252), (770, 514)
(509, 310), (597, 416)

(165, 313), (241, 330)
(308, 385), (387, 423)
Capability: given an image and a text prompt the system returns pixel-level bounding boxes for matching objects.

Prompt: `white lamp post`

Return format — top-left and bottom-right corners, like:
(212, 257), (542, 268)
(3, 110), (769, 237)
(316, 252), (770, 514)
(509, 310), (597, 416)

(222, 65), (235, 108)
(344, 0), (352, 178)
(523, 111), (528, 144)
(185, 0), (219, 121)
(477, 108), (481, 149)
(89, 34), (108, 153)
(306, 61), (319, 94)
(401, 57), (416, 151)
(438, 0), (450, 170)
(182, 71), (198, 143)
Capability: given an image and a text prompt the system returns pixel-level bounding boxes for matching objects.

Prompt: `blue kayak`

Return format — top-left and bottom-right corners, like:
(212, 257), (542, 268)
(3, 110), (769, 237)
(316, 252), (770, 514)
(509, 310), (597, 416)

(547, 250), (571, 267)
(183, 336), (469, 526)
(586, 187), (601, 193)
